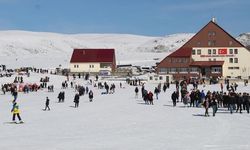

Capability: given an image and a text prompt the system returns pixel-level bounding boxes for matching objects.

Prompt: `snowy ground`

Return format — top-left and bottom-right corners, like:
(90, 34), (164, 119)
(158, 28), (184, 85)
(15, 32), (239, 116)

(1, 73), (250, 150)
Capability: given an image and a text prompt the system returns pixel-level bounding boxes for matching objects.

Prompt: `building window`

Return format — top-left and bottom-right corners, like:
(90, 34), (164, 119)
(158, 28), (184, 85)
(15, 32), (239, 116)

(159, 68), (168, 73)
(74, 65), (79, 68)
(179, 68), (188, 73)
(228, 67), (239, 70)
(192, 50), (196, 55)
(178, 58), (182, 63)
(209, 58), (211, 61)
(170, 68), (177, 73)
(149, 76), (153, 80)
(159, 76), (163, 80)
(213, 49), (216, 54)
(197, 41), (201, 46)
(190, 67), (198, 72)
(89, 65), (94, 68)
(208, 31), (216, 37)
(229, 41), (233, 46)
(211, 67), (222, 73)
(229, 58), (233, 63)
(234, 49), (238, 54)
(213, 58), (216, 61)
(197, 49), (201, 55)
(172, 58), (177, 63)
(208, 40), (216, 46)
(234, 58), (238, 63)
(229, 49), (233, 54)
(208, 49), (211, 54)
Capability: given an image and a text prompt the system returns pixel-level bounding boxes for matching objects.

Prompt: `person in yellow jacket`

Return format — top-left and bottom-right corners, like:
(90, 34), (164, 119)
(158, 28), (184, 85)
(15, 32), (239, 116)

(11, 102), (23, 123)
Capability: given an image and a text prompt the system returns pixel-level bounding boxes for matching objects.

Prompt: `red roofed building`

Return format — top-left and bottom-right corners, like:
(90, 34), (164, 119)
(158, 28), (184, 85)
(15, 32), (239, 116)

(157, 18), (250, 80)
(70, 49), (116, 73)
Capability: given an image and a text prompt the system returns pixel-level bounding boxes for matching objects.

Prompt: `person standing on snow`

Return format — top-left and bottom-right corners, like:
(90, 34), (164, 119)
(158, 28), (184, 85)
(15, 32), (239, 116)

(154, 87), (160, 100)
(44, 97), (50, 111)
(135, 87), (139, 98)
(11, 102), (23, 123)
(74, 93), (80, 108)
(203, 98), (210, 117)
(148, 91), (154, 105)
(89, 90), (93, 102)
(171, 91), (178, 107)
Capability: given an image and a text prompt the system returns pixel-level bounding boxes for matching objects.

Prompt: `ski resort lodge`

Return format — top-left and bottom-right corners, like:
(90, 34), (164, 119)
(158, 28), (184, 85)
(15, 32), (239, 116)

(70, 49), (116, 73)
(156, 18), (250, 80)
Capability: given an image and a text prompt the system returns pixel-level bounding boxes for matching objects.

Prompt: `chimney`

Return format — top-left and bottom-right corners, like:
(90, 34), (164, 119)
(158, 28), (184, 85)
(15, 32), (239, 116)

(212, 17), (216, 23)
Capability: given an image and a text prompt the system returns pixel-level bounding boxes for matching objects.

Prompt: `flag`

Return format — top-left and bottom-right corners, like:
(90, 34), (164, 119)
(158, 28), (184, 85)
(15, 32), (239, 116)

(218, 49), (227, 54)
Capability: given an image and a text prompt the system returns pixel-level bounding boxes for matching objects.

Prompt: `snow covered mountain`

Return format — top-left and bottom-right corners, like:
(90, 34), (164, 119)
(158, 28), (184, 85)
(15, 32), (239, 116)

(236, 33), (250, 49)
(0, 31), (194, 68)
(0, 30), (249, 68)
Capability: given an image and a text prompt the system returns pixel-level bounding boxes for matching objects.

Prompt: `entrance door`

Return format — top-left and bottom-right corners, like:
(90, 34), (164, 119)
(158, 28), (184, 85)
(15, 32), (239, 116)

(201, 68), (206, 76)
(201, 67), (210, 77)
(166, 76), (169, 82)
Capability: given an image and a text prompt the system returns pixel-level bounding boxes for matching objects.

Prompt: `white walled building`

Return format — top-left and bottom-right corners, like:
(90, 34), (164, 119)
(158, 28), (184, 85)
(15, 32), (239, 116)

(157, 19), (250, 80)
(70, 49), (116, 73)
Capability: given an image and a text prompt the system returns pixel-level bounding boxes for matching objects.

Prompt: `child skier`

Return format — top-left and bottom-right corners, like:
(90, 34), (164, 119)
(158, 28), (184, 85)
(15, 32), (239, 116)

(11, 102), (23, 123)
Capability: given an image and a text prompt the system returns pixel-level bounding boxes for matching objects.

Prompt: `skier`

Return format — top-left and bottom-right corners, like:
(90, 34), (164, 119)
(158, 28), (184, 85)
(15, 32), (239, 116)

(74, 93), (80, 108)
(11, 102), (23, 123)
(44, 97), (50, 111)
(89, 90), (93, 102)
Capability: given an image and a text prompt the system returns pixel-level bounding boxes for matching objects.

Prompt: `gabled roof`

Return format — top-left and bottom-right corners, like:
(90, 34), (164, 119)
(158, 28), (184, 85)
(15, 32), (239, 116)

(168, 47), (192, 57)
(181, 20), (245, 48)
(70, 49), (115, 63)
(157, 19), (247, 67)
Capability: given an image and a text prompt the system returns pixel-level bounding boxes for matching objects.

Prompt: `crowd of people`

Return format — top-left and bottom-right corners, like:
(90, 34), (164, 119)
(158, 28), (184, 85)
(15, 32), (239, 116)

(171, 80), (250, 116)
(2, 65), (250, 125)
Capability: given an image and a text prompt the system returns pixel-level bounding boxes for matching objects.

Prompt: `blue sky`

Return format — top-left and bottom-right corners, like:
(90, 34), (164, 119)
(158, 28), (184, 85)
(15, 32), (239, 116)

(0, 0), (249, 36)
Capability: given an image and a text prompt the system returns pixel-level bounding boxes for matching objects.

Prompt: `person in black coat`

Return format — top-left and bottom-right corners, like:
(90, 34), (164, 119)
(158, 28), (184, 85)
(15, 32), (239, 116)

(236, 93), (243, 113)
(135, 87), (139, 98)
(89, 90), (93, 102)
(44, 97), (50, 111)
(244, 93), (250, 113)
(74, 93), (80, 108)
(171, 91), (178, 107)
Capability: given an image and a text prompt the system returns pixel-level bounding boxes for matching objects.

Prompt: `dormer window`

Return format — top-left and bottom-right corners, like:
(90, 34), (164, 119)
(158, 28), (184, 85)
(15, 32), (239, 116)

(208, 31), (216, 37)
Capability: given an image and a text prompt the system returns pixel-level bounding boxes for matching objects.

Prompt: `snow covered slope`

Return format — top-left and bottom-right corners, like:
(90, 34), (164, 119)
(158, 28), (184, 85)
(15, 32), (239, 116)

(0, 31), (193, 68)
(236, 33), (250, 48)
(0, 30), (249, 68)
(1, 73), (250, 150)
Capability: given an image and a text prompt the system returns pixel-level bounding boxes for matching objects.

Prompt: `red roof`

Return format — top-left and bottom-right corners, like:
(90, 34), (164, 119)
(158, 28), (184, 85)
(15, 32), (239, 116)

(70, 49), (115, 63)
(168, 47), (192, 57)
(190, 61), (224, 67)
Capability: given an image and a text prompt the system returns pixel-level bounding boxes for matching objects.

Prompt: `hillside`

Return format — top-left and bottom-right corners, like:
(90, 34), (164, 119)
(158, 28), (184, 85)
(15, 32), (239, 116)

(0, 30), (249, 68)
(0, 31), (193, 68)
